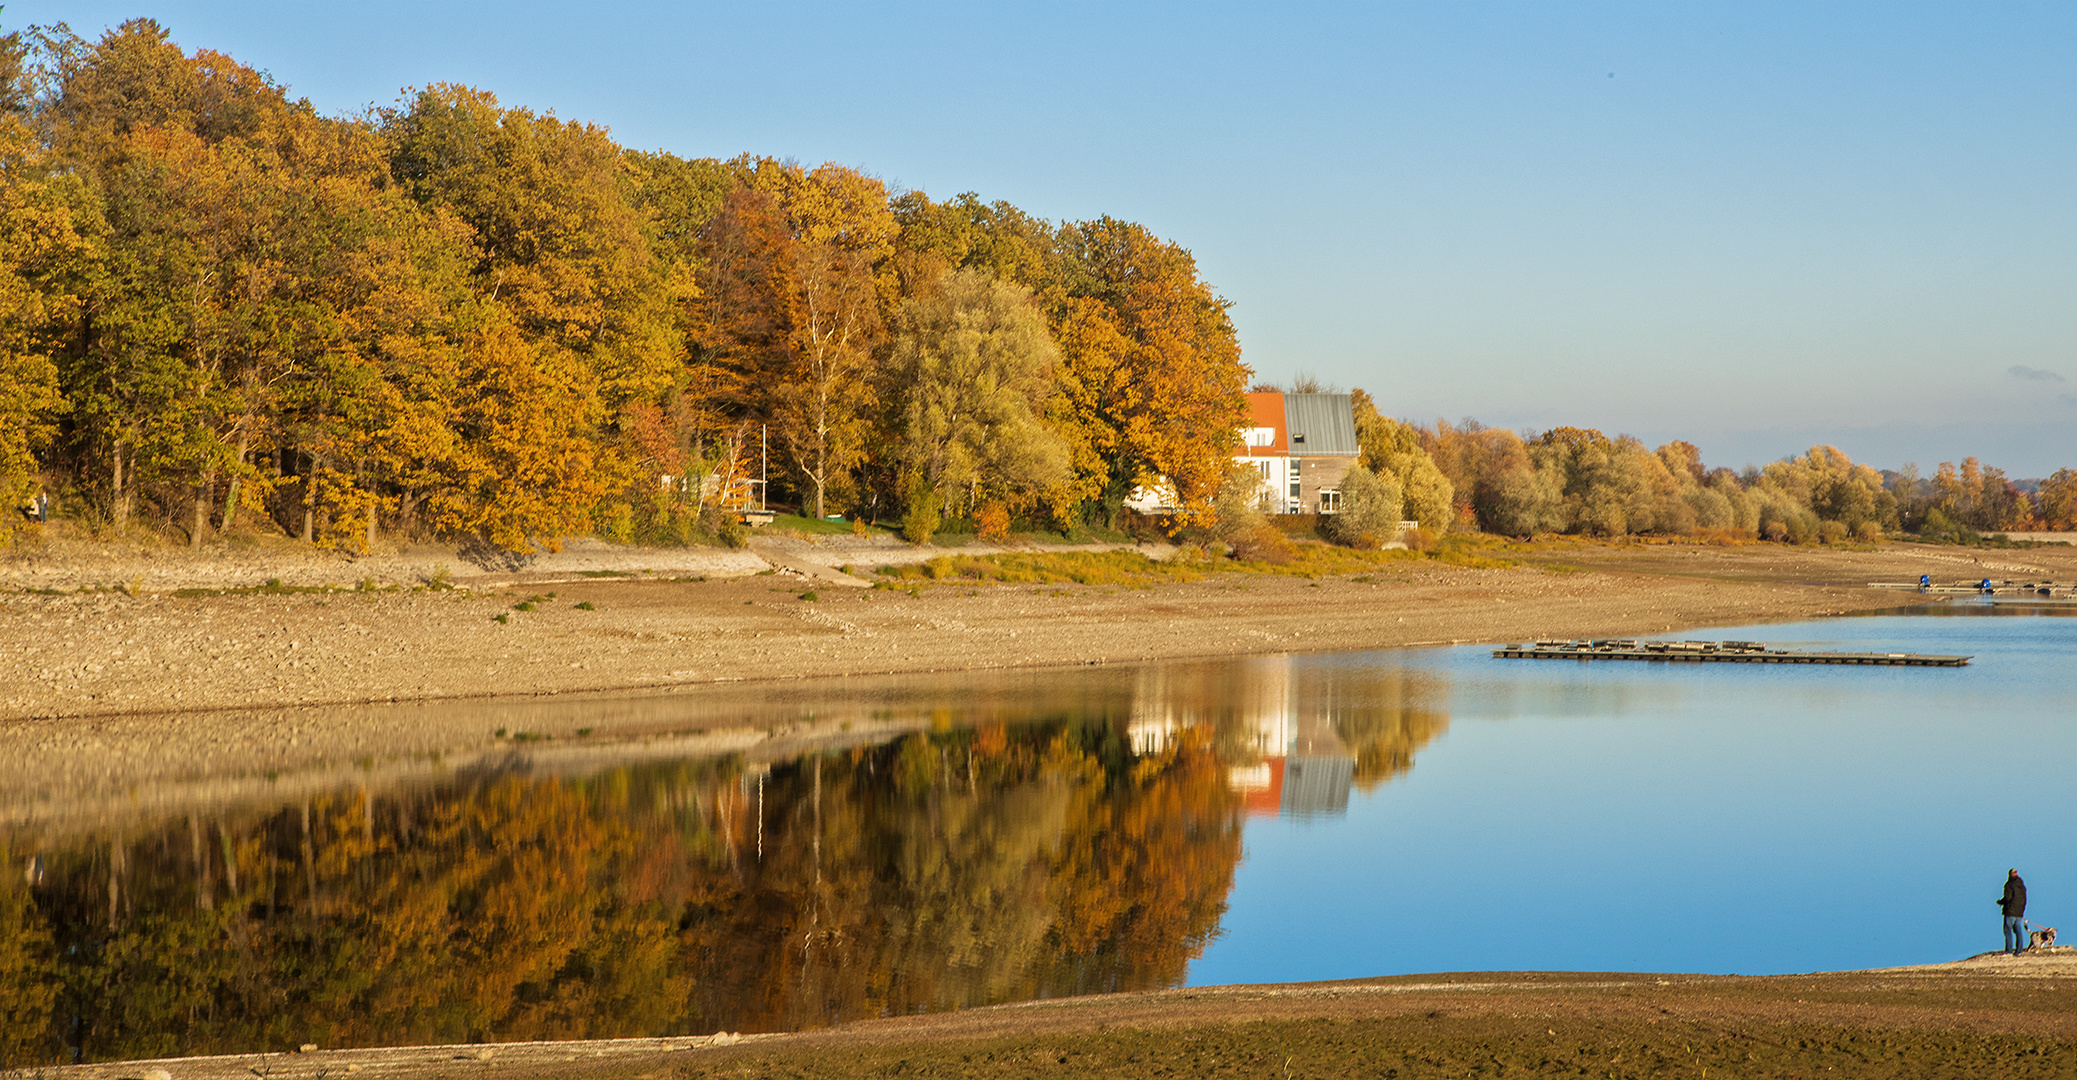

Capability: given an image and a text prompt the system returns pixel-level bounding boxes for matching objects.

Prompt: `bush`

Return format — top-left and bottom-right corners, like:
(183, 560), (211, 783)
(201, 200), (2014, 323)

(1228, 523), (1297, 563)
(902, 488), (943, 545)
(1322, 464), (1404, 548)
(976, 502), (1012, 544)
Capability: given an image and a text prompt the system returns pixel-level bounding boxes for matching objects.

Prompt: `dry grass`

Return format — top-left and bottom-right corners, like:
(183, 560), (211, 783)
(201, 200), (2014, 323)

(869, 538), (1515, 589)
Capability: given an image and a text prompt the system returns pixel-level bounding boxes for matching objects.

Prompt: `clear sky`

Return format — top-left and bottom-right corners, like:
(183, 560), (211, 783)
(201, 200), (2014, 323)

(9, 1), (2075, 475)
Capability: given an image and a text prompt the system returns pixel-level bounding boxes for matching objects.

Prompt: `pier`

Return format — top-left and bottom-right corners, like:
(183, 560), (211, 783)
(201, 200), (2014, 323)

(1492, 639), (1971, 667)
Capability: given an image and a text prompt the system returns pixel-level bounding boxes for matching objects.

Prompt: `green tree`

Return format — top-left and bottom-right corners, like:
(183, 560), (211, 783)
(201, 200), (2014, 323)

(1350, 388), (1452, 530)
(888, 269), (1070, 518)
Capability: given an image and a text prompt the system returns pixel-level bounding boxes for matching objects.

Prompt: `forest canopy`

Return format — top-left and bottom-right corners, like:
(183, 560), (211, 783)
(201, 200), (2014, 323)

(0, 19), (1248, 550)
(2, 18), (2067, 552)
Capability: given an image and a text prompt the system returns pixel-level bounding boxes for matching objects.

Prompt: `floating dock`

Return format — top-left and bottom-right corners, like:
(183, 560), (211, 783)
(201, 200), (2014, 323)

(1492, 639), (1971, 667)
(1870, 578), (2076, 600)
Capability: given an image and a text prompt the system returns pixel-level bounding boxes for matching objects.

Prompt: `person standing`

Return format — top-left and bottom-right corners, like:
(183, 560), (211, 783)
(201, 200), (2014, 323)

(2001, 868), (2028, 956)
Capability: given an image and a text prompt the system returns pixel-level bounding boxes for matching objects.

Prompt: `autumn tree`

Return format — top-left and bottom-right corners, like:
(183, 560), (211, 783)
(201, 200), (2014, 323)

(0, 64), (83, 535)
(775, 239), (883, 519)
(2039, 468), (2077, 530)
(382, 83), (675, 538)
(1049, 218), (1247, 528)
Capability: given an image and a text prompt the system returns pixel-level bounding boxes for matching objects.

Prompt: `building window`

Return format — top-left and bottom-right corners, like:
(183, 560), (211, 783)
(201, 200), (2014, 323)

(1318, 489), (1342, 514)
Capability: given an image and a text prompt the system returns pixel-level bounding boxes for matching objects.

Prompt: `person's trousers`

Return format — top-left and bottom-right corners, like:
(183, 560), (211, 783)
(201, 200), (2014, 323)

(2005, 914), (2028, 954)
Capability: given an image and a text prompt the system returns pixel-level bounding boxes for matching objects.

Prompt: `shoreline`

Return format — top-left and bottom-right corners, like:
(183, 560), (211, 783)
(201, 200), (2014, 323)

(10, 537), (2076, 1077)
(6, 538), (2074, 811)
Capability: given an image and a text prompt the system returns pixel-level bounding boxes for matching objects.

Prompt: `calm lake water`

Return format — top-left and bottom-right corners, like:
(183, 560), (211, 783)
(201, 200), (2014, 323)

(5, 605), (2072, 1063)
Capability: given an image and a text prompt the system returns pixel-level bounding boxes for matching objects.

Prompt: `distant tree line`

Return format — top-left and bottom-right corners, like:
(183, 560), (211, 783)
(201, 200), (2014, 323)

(1421, 421), (2074, 541)
(0, 19), (1247, 550)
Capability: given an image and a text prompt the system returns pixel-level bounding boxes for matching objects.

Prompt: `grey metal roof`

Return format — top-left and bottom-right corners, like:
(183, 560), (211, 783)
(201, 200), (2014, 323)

(1282, 393), (1359, 457)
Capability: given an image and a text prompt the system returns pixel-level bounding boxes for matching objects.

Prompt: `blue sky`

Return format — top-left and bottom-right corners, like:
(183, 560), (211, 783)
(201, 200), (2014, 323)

(10, 1), (2075, 475)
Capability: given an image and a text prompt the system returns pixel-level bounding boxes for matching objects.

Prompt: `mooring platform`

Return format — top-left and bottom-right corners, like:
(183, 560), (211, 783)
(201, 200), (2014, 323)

(1492, 639), (1972, 666)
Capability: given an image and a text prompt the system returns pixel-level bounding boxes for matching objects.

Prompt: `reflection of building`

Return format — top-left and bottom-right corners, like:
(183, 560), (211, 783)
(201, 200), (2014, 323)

(1279, 756), (1354, 817)
(1126, 654), (1357, 820)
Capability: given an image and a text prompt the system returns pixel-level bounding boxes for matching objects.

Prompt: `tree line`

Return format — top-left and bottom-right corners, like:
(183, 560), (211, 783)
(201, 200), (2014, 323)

(0, 19), (1247, 551)
(4, 19), (2067, 555)
(1418, 420), (2075, 541)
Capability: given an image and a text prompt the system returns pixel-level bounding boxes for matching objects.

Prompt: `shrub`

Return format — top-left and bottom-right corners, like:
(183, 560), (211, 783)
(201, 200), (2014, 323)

(902, 488), (943, 545)
(701, 503), (748, 548)
(976, 502), (1012, 544)
(1322, 464), (1404, 548)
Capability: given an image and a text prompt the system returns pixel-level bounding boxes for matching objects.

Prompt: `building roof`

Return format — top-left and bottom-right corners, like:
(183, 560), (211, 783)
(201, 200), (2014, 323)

(1283, 393), (1359, 457)
(1241, 392), (1287, 456)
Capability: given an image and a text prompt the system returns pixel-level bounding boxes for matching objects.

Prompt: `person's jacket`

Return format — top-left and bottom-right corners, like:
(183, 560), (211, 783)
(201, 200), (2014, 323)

(2002, 876), (2027, 918)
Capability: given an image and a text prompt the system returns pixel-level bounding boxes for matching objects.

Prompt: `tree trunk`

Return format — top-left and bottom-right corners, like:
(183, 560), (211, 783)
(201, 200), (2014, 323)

(222, 428), (252, 531)
(365, 499), (376, 552)
(301, 454), (316, 543)
(109, 440), (125, 528)
(191, 468), (215, 548)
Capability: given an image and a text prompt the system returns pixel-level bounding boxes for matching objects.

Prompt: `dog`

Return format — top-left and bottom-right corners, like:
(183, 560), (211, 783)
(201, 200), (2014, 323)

(2029, 926), (2057, 949)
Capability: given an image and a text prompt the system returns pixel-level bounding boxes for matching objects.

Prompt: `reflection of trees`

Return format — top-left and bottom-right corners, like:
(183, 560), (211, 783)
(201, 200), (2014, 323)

(1, 721), (1241, 1064)
(1318, 668), (1451, 792)
(0, 863), (57, 1063)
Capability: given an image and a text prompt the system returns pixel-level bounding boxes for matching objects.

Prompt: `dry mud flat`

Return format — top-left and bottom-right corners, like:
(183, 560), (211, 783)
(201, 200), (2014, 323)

(43, 954), (2077, 1080)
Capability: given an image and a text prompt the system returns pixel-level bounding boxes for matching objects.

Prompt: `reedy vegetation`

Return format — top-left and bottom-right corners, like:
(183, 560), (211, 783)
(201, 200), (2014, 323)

(1, 20), (2067, 553)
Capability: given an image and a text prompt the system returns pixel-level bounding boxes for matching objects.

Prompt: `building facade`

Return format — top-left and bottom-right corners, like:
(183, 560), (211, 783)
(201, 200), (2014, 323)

(1237, 392), (1360, 515)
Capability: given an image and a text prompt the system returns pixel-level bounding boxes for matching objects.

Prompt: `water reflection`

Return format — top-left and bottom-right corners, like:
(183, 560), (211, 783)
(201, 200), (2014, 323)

(0, 656), (1452, 1066)
(1129, 655), (1450, 819)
